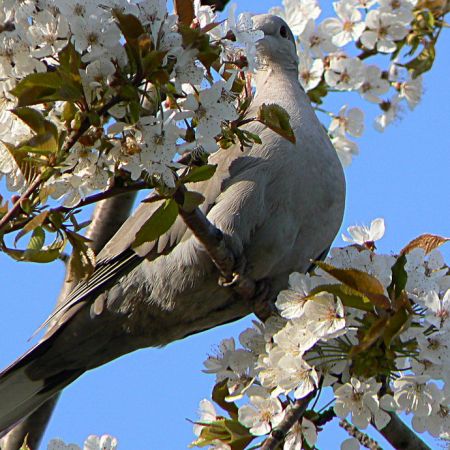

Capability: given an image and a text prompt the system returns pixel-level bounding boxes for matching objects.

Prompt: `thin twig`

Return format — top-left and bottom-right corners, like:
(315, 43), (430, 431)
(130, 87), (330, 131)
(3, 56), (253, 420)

(61, 95), (124, 154)
(260, 391), (316, 450)
(314, 407), (336, 427)
(2, 182), (149, 235)
(0, 173), (43, 233)
(340, 419), (383, 450)
(54, 182), (148, 214)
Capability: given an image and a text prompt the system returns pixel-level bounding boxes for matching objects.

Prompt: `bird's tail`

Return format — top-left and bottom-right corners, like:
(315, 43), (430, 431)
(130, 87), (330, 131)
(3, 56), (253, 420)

(0, 333), (83, 437)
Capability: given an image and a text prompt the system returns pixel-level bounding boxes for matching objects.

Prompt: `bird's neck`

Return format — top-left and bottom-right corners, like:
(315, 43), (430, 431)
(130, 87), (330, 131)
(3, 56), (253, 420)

(253, 66), (305, 106)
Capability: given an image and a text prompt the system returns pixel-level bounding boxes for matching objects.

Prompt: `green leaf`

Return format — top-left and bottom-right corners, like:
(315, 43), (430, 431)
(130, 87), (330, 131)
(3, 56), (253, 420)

(350, 316), (388, 356)
(11, 72), (83, 107)
(309, 283), (374, 312)
(19, 435), (31, 450)
(114, 10), (146, 41)
(189, 415), (254, 450)
(242, 130), (262, 145)
(404, 42), (436, 78)
(14, 210), (50, 246)
(23, 247), (62, 263)
(307, 81), (328, 105)
(383, 307), (410, 348)
(58, 42), (82, 77)
(182, 164), (217, 183)
(212, 381), (239, 419)
(16, 131), (58, 154)
(11, 107), (46, 134)
(6, 239), (64, 263)
(62, 101), (78, 124)
(66, 230), (96, 282)
(315, 261), (391, 310)
(114, 11), (146, 71)
(132, 199), (179, 248)
(182, 191), (205, 213)
(142, 50), (167, 76)
(257, 103), (296, 143)
(27, 226), (45, 250)
(0, 141), (40, 183)
(387, 254), (408, 300)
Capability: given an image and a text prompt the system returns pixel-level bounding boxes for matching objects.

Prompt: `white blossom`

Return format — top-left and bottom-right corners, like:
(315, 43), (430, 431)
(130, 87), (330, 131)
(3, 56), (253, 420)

(374, 95), (403, 131)
(276, 288), (311, 320)
(272, 320), (320, 356)
(299, 19), (337, 58)
(342, 218), (385, 245)
(379, 0), (417, 25)
(192, 399), (231, 449)
(358, 65), (390, 104)
(270, 0), (321, 35)
(416, 332), (450, 366)
(399, 75), (423, 110)
(393, 375), (443, 417)
(321, 1), (366, 47)
(182, 79), (238, 141)
(276, 353), (319, 398)
(203, 337), (239, 380)
(332, 135), (359, 167)
(300, 292), (346, 338)
(341, 438), (360, 450)
(360, 10), (409, 54)
(334, 377), (390, 429)
(47, 439), (80, 450)
(325, 55), (364, 91)
(69, 15), (122, 63)
(412, 395), (450, 438)
(47, 435), (118, 450)
(329, 105), (364, 138)
(238, 395), (285, 436)
(283, 417), (317, 450)
(27, 10), (69, 58)
(422, 289), (450, 331)
(298, 54), (324, 91)
(83, 435), (118, 450)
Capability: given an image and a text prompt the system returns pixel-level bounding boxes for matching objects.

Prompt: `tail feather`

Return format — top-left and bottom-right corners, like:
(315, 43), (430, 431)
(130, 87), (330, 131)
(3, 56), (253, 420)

(0, 336), (83, 436)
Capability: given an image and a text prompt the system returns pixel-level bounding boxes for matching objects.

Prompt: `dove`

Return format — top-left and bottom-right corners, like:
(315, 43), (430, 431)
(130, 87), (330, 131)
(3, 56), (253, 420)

(0, 14), (345, 437)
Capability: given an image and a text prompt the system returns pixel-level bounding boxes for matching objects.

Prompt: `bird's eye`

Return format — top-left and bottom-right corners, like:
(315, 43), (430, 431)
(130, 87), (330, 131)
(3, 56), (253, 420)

(279, 25), (288, 38)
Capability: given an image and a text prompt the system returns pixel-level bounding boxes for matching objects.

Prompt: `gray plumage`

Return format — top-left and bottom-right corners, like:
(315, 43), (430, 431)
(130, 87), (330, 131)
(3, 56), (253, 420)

(0, 14), (345, 434)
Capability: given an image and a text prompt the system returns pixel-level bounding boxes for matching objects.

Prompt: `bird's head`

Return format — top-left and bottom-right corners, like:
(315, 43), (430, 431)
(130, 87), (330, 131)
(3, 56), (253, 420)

(252, 14), (299, 71)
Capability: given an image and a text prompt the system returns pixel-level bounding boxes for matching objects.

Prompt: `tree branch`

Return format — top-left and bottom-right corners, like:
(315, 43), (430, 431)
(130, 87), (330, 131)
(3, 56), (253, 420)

(374, 412), (431, 450)
(260, 391), (316, 450)
(174, 186), (256, 300)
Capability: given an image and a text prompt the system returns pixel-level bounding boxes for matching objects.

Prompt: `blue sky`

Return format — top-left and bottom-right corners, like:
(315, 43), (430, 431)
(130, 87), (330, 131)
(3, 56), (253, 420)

(0, 1), (449, 449)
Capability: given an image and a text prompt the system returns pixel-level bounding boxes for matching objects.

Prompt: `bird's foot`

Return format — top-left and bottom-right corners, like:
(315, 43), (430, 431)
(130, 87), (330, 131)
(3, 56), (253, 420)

(218, 255), (255, 298)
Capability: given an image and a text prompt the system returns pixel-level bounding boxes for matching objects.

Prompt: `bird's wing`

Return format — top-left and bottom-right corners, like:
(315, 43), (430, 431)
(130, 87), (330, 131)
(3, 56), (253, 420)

(40, 131), (262, 330)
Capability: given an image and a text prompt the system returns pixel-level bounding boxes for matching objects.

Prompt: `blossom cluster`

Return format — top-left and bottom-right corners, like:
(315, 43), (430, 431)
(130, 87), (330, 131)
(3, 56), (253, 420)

(0, 0), (444, 211)
(0, 0), (262, 206)
(47, 434), (117, 450)
(271, 0), (431, 166)
(0, 0), (445, 265)
(193, 219), (450, 450)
